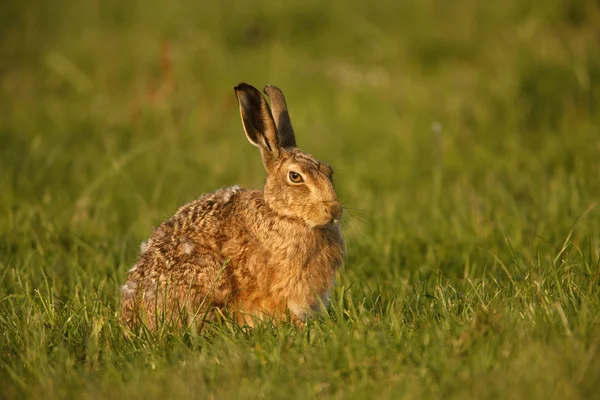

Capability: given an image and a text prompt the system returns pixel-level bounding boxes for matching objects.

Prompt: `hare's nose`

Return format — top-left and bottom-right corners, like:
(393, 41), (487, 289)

(325, 201), (342, 223)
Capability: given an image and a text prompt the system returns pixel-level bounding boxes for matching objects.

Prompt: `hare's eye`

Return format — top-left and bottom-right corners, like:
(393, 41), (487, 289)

(288, 171), (304, 184)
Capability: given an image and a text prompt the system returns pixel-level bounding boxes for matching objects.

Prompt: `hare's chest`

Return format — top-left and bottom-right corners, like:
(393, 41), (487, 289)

(243, 225), (344, 321)
(280, 244), (342, 319)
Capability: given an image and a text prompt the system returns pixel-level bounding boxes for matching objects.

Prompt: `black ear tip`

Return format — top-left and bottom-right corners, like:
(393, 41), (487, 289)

(234, 82), (258, 92)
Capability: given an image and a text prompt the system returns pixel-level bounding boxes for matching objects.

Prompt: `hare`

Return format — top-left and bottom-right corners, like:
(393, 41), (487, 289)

(121, 83), (345, 330)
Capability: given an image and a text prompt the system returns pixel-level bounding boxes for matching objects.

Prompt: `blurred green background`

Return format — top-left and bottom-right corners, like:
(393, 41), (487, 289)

(1, 0), (600, 398)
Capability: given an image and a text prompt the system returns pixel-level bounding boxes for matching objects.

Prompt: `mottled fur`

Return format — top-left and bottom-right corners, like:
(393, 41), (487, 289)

(121, 83), (345, 330)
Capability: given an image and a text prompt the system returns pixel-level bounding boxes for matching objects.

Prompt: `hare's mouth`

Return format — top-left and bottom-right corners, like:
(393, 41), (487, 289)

(307, 216), (341, 229)
(326, 216), (341, 226)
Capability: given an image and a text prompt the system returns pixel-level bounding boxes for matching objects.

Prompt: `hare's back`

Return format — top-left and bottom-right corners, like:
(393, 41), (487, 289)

(161, 185), (247, 241)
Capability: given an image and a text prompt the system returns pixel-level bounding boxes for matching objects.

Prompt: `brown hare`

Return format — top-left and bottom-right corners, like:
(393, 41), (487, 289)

(121, 83), (345, 330)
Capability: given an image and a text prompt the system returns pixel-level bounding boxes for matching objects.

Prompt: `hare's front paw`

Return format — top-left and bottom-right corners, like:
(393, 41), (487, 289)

(287, 300), (309, 326)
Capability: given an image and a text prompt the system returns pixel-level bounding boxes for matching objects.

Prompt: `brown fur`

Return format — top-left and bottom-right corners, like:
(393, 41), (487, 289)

(121, 83), (345, 330)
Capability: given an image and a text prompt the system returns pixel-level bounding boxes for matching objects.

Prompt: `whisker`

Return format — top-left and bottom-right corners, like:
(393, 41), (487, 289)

(340, 227), (359, 254)
(345, 213), (367, 224)
(340, 203), (364, 212)
(342, 222), (365, 253)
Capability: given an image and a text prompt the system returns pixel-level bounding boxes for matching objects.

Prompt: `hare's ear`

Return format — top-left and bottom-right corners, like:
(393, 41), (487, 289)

(234, 83), (281, 164)
(263, 85), (296, 148)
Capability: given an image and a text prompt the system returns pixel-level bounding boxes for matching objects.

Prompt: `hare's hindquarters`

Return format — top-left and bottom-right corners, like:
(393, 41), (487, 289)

(120, 245), (234, 330)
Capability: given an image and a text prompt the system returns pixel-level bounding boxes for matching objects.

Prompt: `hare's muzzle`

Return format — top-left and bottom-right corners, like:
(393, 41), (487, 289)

(324, 201), (342, 224)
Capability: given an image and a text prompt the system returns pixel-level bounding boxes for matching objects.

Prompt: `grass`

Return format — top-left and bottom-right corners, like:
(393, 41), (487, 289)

(1, 0), (600, 398)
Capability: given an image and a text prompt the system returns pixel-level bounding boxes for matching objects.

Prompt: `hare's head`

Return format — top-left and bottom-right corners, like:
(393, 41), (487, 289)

(234, 83), (341, 228)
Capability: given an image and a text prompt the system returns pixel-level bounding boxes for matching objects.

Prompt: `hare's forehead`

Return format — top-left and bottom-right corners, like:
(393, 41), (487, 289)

(286, 153), (332, 176)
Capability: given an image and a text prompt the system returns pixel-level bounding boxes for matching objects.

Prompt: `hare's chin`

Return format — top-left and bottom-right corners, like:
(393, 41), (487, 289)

(306, 218), (340, 229)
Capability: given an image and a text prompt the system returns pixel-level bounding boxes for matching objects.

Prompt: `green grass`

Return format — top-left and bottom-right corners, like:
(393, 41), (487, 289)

(2, 0), (600, 398)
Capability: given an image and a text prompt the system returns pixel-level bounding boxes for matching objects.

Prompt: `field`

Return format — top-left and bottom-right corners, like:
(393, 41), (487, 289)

(1, 0), (600, 398)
